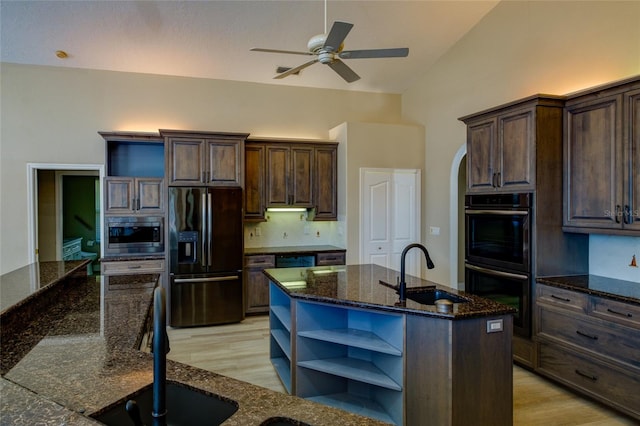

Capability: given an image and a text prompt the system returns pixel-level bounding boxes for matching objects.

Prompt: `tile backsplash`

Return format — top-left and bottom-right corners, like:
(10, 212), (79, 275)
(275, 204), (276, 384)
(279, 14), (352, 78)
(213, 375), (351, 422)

(589, 235), (640, 282)
(244, 211), (345, 249)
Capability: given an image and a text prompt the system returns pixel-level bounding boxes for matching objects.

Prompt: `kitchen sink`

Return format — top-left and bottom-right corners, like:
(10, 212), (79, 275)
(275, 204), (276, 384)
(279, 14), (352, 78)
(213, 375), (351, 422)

(92, 381), (238, 426)
(260, 417), (311, 426)
(405, 288), (469, 305)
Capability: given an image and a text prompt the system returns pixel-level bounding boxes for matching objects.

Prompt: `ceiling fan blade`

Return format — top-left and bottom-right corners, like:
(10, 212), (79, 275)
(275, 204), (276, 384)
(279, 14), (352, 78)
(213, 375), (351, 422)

(339, 48), (409, 59)
(328, 59), (360, 83)
(251, 48), (313, 56)
(323, 21), (353, 52)
(274, 59), (318, 79)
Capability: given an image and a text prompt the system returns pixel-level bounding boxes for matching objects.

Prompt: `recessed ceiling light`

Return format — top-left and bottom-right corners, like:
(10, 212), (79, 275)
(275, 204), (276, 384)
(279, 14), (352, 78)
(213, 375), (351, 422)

(55, 50), (68, 59)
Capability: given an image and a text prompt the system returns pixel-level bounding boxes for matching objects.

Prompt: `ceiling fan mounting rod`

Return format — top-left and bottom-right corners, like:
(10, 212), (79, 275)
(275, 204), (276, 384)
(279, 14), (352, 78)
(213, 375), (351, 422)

(324, 0), (327, 34)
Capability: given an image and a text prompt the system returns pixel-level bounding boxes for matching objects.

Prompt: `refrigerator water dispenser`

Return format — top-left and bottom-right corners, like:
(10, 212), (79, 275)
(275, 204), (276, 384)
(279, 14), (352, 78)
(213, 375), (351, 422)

(178, 231), (198, 264)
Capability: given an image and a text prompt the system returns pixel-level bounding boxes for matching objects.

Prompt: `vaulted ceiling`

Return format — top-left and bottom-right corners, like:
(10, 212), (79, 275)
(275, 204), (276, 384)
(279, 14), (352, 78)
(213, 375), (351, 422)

(1, 1), (498, 94)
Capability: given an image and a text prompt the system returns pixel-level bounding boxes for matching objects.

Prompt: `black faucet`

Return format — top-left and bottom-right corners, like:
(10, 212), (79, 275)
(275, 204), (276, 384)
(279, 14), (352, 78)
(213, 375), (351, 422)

(152, 286), (170, 426)
(399, 243), (435, 302)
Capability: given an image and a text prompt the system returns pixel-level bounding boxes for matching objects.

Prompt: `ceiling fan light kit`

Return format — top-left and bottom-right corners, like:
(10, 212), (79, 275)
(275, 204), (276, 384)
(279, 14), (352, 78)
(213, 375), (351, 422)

(251, 20), (409, 83)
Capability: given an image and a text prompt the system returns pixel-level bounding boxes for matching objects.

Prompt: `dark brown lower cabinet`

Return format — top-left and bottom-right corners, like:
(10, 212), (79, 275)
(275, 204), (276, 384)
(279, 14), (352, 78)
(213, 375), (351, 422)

(535, 283), (640, 420)
(244, 254), (275, 314)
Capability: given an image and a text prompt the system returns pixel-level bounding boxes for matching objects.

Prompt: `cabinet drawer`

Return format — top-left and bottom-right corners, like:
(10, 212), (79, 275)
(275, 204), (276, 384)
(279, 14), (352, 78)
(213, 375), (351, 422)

(244, 254), (275, 268)
(537, 284), (589, 313)
(102, 259), (165, 275)
(538, 307), (640, 368)
(316, 252), (345, 266)
(538, 343), (640, 418)
(591, 295), (640, 330)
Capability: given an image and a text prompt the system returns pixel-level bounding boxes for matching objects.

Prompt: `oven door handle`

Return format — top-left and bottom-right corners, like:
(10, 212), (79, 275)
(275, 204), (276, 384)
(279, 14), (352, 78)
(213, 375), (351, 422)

(465, 263), (528, 280)
(465, 209), (528, 216)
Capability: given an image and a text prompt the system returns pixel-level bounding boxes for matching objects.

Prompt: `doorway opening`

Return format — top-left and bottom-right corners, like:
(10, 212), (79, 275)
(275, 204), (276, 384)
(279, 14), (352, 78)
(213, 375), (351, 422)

(27, 163), (104, 272)
(449, 144), (466, 290)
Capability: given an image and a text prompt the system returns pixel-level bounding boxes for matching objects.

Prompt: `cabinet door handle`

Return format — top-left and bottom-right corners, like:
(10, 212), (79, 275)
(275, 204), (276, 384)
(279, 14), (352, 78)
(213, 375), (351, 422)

(607, 308), (633, 318)
(615, 205), (621, 223)
(576, 330), (598, 340)
(492, 172), (497, 188)
(496, 172), (501, 187)
(574, 369), (598, 382)
(623, 205), (631, 224)
(550, 294), (571, 302)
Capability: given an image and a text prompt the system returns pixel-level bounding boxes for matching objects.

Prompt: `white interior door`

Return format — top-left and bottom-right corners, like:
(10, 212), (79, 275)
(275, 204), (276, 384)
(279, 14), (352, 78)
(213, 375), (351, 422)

(360, 168), (421, 277)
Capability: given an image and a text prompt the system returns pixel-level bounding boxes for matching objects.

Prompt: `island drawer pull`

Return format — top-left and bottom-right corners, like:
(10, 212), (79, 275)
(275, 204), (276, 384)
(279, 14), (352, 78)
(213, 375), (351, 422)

(576, 330), (598, 340)
(575, 369), (598, 382)
(127, 265), (142, 269)
(607, 308), (633, 318)
(550, 294), (571, 302)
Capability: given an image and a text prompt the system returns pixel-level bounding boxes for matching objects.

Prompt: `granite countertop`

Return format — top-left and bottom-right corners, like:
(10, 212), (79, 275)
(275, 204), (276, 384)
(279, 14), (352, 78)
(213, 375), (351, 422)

(264, 263), (516, 319)
(537, 274), (640, 306)
(1, 266), (387, 425)
(100, 254), (166, 262)
(0, 260), (90, 313)
(244, 245), (345, 256)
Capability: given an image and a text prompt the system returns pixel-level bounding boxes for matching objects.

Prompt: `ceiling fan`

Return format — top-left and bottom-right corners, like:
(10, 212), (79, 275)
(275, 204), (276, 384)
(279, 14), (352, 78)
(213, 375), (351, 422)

(250, 4), (409, 83)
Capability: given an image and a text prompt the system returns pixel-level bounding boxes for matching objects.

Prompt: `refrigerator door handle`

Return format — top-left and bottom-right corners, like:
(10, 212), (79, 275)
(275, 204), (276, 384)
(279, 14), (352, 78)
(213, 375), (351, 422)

(207, 192), (213, 268)
(174, 275), (240, 284)
(201, 192), (207, 268)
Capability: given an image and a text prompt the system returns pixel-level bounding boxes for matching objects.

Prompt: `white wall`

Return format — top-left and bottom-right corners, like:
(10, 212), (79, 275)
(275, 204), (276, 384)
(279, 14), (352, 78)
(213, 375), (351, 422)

(402, 0), (640, 285)
(330, 122), (425, 265)
(0, 64), (403, 274)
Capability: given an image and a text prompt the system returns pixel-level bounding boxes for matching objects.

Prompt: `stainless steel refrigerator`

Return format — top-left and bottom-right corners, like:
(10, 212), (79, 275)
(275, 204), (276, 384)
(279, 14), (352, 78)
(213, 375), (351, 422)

(168, 187), (244, 327)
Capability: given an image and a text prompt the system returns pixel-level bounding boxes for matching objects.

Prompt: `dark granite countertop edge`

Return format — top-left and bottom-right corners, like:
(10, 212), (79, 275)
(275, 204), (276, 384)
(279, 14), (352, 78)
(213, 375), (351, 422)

(537, 275), (640, 306)
(0, 259), (90, 318)
(100, 254), (165, 261)
(244, 245), (345, 256)
(265, 267), (516, 320)
(282, 289), (516, 320)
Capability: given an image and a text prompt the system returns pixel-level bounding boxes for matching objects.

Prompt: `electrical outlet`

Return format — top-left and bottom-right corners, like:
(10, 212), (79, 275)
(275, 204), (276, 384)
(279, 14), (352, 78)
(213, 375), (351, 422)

(255, 227), (261, 236)
(430, 226), (440, 236)
(283, 232), (288, 239)
(304, 225), (310, 235)
(486, 319), (503, 333)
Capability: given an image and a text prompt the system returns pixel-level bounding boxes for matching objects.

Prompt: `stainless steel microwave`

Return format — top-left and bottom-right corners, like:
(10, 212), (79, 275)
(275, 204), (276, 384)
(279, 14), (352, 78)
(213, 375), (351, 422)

(105, 216), (164, 255)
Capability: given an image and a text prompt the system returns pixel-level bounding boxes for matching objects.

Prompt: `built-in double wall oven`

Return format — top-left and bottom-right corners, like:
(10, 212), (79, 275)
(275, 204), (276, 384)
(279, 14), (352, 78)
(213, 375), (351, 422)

(465, 193), (532, 337)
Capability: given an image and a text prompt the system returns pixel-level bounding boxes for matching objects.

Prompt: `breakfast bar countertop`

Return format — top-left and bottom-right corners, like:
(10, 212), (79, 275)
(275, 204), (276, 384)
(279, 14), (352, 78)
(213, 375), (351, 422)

(0, 266), (388, 425)
(0, 260), (90, 313)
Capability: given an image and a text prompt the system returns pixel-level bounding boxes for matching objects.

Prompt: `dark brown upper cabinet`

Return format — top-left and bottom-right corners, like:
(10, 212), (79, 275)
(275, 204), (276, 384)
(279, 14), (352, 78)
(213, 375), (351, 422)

(460, 96), (565, 194)
(563, 77), (640, 234)
(161, 130), (248, 187)
(245, 139), (338, 221)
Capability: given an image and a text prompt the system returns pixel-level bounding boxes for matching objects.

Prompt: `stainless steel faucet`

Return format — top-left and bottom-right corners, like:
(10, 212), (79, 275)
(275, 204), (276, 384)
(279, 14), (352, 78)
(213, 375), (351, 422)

(399, 243), (435, 302)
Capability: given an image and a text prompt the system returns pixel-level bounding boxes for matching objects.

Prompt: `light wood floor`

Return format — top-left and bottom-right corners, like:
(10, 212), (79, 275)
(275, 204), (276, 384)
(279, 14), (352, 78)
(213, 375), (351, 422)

(167, 316), (636, 425)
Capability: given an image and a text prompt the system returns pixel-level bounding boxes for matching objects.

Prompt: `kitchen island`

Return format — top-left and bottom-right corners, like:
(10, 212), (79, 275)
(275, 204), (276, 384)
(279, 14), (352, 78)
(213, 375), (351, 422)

(0, 261), (389, 425)
(264, 264), (516, 426)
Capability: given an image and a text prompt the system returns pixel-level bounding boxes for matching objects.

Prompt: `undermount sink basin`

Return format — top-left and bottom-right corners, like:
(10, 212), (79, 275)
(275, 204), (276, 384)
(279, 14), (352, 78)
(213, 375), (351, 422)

(260, 417), (311, 426)
(405, 289), (469, 305)
(93, 381), (238, 426)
